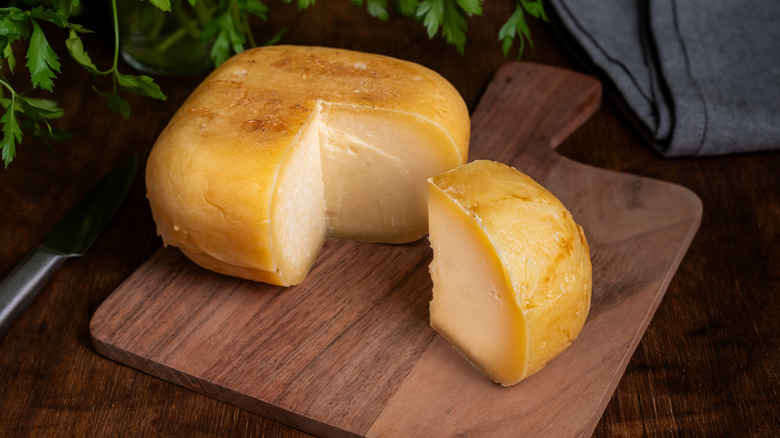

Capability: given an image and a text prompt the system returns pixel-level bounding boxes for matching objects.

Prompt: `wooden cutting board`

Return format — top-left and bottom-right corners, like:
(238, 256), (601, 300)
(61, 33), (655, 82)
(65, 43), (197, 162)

(90, 62), (702, 437)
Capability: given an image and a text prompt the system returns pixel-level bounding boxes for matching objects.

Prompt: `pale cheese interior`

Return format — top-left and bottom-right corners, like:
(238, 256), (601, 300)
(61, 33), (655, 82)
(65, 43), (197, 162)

(272, 102), (462, 284)
(271, 108), (327, 283)
(320, 103), (460, 243)
(428, 184), (529, 383)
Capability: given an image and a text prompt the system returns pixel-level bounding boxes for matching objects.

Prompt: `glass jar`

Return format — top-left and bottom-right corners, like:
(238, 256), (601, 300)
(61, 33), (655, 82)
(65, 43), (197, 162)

(119, 0), (215, 76)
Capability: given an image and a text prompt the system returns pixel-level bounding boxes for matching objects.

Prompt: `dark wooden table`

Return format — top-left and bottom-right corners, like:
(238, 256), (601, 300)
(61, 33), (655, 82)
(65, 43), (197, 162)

(1, 1), (778, 436)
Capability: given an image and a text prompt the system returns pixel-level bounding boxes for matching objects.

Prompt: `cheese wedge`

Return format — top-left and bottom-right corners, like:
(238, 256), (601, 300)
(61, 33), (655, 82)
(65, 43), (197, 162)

(146, 45), (470, 286)
(427, 160), (592, 386)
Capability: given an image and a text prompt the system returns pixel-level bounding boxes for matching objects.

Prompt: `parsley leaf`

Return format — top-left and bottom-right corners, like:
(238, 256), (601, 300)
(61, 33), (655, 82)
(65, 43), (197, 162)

(18, 96), (64, 122)
(440, 0), (469, 53)
(26, 19), (61, 91)
(65, 29), (98, 74)
(204, 12), (246, 66)
(148, 0), (172, 12)
(498, 1), (546, 59)
(0, 7), (29, 37)
(17, 96), (66, 149)
(51, 0), (81, 20)
(394, 0), (418, 17)
(28, 6), (68, 27)
(456, 0), (482, 16)
(3, 44), (17, 72)
(0, 96), (22, 168)
(116, 72), (167, 100)
(521, 0), (547, 20)
(417, 0), (474, 54)
(416, 0), (443, 39)
(1, 7), (31, 72)
(294, 0), (316, 9)
(243, 0), (269, 20)
(93, 87), (131, 119)
(352, 0), (390, 21)
(367, 0), (390, 21)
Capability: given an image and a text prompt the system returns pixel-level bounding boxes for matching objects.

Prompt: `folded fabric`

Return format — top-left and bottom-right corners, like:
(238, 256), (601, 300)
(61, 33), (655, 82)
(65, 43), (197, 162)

(548, 0), (780, 157)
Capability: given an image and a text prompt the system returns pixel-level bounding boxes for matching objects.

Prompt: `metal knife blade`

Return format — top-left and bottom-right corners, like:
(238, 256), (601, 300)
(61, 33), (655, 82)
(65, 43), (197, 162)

(0, 155), (138, 339)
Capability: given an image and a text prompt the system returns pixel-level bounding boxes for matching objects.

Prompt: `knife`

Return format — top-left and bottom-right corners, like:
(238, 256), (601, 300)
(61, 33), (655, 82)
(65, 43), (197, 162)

(0, 155), (138, 339)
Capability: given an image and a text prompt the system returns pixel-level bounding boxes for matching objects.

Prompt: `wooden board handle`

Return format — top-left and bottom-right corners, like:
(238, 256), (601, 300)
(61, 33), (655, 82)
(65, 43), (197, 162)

(470, 62), (602, 165)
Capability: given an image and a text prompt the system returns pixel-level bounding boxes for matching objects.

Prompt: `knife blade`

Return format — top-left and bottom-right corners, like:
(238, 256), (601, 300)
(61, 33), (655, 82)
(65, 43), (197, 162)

(0, 154), (138, 339)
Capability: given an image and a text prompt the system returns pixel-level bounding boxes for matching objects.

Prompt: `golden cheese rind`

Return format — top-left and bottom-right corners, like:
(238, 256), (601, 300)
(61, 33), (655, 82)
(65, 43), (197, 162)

(427, 160), (592, 386)
(146, 45), (470, 286)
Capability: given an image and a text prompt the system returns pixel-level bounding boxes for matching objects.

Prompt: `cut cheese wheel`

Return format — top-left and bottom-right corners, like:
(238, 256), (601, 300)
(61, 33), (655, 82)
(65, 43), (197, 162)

(146, 45), (470, 286)
(427, 160), (592, 386)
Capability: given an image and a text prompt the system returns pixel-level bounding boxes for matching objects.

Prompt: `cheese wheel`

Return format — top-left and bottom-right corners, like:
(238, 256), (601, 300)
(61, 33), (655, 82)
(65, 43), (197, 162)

(146, 45), (470, 286)
(427, 160), (592, 386)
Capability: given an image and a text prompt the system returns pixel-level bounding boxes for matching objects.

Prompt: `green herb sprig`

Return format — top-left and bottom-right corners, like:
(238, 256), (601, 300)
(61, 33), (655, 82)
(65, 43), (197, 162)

(1, 0), (168, 168)
(350, 0), (547, 56)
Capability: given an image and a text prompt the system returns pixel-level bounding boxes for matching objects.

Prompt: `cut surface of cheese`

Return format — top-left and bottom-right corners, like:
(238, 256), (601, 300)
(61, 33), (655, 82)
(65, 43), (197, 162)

(146, 45), (470, 286)
(427, 160), (592, 386)
(320, 103), (462, 243)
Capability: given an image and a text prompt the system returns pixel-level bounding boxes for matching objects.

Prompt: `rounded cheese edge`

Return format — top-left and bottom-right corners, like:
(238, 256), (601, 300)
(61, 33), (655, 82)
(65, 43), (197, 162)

(145, 104), (289, 284)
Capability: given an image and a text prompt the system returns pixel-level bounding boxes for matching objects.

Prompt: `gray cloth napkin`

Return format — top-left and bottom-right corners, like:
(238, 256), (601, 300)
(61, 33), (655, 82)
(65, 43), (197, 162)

(548, 0), (780, 157)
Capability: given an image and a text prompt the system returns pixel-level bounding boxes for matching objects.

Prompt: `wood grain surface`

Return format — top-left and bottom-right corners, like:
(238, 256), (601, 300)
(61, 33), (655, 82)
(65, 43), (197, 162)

(1, 1), (778, 436)
(89, 62), (701, 437)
